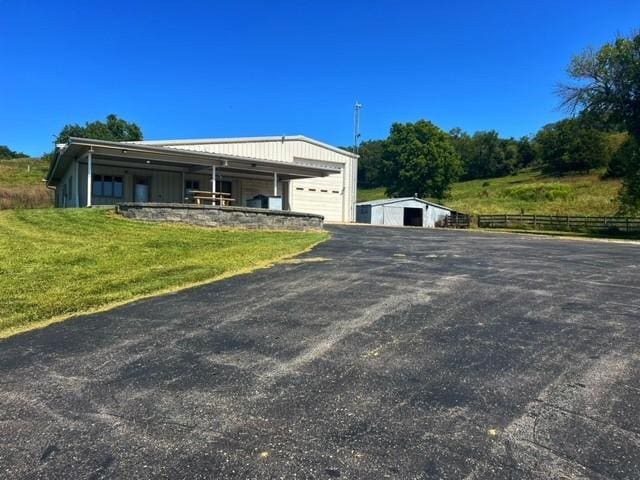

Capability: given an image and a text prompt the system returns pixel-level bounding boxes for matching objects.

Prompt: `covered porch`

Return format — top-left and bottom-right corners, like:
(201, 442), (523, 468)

(48, 137), (341, 210)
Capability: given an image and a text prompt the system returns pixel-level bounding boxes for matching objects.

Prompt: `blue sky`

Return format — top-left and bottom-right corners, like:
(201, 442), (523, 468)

(2, 1), (639, 155)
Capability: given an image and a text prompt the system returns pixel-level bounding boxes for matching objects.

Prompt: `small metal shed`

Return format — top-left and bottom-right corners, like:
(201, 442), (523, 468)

(356, 197), (453, 228)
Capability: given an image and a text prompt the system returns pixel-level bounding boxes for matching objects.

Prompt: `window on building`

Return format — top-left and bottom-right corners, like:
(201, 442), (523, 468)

(213, 180), (232, 194)
(185, 179), (200, 192)
(93, 175), (124, 198)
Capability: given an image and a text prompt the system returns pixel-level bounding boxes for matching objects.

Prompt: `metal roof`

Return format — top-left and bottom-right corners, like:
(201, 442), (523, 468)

(46, 137), (342, 185)
(356, 197), (453, 211)
(128, 135), (359, 159)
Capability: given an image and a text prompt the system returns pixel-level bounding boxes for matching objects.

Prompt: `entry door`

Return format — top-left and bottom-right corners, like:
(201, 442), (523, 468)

(282, 181), (290, 210)
(403, 207), (423, 226)
(134, 176), (151, 203)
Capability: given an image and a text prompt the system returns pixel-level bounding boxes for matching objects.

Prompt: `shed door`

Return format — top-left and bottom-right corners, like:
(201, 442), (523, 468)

(403, 207), (423, 226)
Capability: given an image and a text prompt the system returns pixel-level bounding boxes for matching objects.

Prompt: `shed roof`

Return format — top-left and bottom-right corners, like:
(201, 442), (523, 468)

(356, 197), (453, 211)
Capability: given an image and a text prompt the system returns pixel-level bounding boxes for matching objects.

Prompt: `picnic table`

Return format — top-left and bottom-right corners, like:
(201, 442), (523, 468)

(187, 190), (235, 206)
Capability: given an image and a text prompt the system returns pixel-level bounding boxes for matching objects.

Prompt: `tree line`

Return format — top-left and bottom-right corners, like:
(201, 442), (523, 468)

(357, 118), (627, 191)
(0, 145), (28, 160)
(357, 31), (640, 213)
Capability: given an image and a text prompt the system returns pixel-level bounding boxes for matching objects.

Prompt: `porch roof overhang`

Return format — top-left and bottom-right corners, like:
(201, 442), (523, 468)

(46, 137), (342, 185)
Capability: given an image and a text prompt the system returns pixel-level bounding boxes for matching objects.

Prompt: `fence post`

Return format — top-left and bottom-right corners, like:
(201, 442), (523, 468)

(504, 213), (508, 227)
(627, 217), (630, 233)
(533, 215), (537, 229)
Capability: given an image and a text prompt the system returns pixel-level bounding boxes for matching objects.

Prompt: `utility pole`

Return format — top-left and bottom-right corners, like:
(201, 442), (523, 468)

(354, 102), (362, 155)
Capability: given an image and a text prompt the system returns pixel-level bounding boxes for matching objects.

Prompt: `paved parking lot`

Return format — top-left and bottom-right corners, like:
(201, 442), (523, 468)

(1, 225), (639, 479)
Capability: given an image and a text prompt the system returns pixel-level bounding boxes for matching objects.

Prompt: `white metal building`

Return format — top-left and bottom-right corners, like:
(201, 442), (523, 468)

(356, 197), (454, 228)
(46, 135), (358, 222)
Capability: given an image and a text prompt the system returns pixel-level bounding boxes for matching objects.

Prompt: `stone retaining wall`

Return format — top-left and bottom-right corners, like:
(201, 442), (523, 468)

(116, 203), (323, 230)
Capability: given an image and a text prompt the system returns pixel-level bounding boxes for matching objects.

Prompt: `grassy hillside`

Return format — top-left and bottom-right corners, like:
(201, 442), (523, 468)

(0, 208), (328, 337)
(357, 187), (387, 203)
(358, 169), (623, 216)
(0, 158), (52, 209)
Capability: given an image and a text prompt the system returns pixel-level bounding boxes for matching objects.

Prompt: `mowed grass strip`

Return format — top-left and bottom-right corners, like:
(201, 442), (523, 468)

(0, 209), (328, 335)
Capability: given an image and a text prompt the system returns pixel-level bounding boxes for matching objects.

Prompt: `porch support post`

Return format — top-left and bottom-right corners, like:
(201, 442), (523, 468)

(86, 150), (92, 207)
(74, 159), (79, 207)
(212, 164), (216, 191)
(181, 171), (185, 203)
(273, 172), (278, 196)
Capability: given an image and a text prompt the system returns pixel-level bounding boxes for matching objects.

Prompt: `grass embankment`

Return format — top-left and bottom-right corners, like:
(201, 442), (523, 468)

(357, 187), (387, 203)
(358, 169), (623, 216)
(0, 209), (328, 337)
(0, 158), (52, 209)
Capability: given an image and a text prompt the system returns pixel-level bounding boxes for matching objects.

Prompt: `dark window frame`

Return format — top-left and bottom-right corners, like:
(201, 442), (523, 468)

(92, 174), (124, 198)
(185, 179), (200, 191)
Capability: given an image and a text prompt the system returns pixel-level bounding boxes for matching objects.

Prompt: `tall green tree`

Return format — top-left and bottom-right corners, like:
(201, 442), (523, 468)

(449, 128), (474, 176)
(464, 131), (518, 180)
(606, 134), (636, 178)
(381, 120), (461, 199)
(55, 114), (143, 144)
(44, 114), (144, 162)
(559, 33), (640, 211)
(356, 139), (387, 188)
(450, 128), (528, 180)
(517, 136), (537, 167)
(535, 119), (608, 174)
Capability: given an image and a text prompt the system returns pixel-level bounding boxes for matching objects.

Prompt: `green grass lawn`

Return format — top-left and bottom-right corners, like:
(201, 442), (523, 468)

(0, 208), (328, 337)
(358, 169), (623, 216)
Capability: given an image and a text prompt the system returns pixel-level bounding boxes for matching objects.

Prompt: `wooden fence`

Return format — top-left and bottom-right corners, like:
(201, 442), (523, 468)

(443, 213), (471, 229)
(477, 214), (640, 232)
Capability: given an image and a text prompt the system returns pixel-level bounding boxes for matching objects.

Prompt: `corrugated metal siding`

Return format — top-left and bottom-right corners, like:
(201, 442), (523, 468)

(237, 178), (275, 206)
(369, 199), (452, 228)
(164, 139), (352, 164)
(59, 137), (357, 221)
(163, 138), (356, 221)
(425, 205), (450, 228)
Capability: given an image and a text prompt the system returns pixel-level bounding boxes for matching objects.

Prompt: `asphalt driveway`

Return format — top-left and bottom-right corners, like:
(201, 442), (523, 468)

(1, 225), (639, 479)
